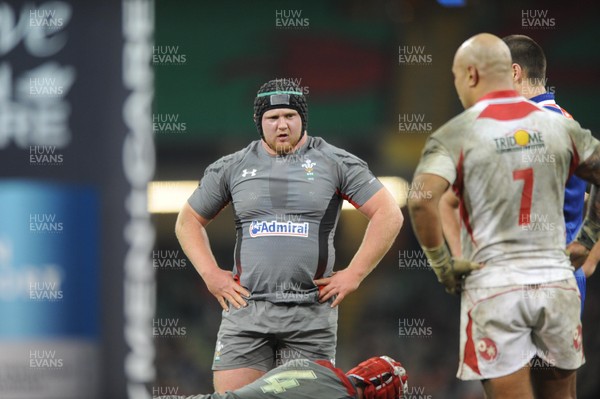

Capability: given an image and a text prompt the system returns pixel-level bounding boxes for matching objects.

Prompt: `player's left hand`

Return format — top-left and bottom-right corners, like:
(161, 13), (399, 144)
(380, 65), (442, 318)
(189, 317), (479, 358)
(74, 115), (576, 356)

(314, 268), (363, 307)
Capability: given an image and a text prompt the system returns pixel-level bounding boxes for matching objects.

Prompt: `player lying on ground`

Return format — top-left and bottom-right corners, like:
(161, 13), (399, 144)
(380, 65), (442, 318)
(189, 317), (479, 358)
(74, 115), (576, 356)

(155, 355), (408, 399)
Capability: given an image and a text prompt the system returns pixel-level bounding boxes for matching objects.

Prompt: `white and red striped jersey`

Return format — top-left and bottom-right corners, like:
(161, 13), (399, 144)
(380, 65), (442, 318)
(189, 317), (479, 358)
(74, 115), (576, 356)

(415, 90), (599, 288)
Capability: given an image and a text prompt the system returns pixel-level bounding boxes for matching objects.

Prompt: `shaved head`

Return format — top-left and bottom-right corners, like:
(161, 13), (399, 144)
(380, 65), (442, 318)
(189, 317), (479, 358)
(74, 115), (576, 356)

(455, 33), (512, 78)
(452, 33), (515, 109)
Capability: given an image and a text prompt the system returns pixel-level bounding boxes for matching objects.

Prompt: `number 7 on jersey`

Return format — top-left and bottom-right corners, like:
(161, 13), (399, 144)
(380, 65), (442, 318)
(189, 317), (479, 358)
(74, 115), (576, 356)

(513, 168), (533, 226)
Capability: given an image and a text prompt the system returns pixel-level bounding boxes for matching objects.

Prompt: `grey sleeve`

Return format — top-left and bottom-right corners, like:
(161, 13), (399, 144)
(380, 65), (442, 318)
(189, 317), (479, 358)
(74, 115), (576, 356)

(336, 152), (384, 208)
(187, 156), (233, 219)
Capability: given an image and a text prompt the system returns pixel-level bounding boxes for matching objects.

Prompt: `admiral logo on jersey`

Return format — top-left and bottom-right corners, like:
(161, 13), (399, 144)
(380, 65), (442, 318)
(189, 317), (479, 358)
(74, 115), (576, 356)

(494, 129), (545, 153)
(249, 220), (310, 237)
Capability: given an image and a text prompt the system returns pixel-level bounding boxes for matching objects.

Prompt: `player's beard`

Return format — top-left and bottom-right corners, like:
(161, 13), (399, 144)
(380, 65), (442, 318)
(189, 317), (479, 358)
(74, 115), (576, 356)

(266, 134), (301, 155)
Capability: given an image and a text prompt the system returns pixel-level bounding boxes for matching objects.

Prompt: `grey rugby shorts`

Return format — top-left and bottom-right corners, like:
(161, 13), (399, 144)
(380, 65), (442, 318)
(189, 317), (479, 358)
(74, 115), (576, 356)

(212, 300), (338, 371)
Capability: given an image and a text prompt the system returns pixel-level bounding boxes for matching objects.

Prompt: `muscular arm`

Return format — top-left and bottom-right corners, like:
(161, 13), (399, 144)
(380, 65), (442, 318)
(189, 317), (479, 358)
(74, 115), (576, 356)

(407, 174), (450, 248)
(573, 147), (600, 276)
(580, 192), (600, 277)
(581, 240), (600, 277)
(575, 148), (600, 224)
(349, 188), (404, 277)
(440, 189), (462, 257)
(407, 173), (480, 294)
(315, 187), (403, 307)
(175, 202), (249, 310)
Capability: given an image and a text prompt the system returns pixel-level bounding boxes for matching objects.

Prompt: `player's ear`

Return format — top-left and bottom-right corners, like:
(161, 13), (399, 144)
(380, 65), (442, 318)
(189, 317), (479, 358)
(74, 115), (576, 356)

(467, 65), (479, 88)
(511, 63), (523, 83)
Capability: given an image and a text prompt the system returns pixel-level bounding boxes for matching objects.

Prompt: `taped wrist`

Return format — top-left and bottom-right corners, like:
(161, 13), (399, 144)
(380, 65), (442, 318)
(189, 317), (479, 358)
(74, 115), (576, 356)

(422, 244), (455, 285)
(422, 244), (452, 270)
(576, 218), (600, 250)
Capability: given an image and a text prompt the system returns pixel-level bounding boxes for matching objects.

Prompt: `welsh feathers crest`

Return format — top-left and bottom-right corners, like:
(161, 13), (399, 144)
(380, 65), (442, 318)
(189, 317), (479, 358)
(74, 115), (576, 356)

(302, 159), (316, 173)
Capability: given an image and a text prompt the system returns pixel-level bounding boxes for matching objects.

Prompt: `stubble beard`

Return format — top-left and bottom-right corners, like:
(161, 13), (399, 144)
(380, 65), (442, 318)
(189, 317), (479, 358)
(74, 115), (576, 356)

(267, 135), (300, 155)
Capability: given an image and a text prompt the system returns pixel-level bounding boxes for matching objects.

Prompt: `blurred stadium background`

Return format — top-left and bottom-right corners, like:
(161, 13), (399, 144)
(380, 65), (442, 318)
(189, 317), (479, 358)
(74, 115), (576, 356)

(1, 0), (599, 398)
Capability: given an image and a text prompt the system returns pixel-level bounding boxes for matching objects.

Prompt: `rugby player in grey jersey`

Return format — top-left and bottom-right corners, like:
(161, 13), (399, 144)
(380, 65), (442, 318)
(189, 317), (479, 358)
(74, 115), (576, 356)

(176, 79), (403, 392)
(155, 355), (408, 399)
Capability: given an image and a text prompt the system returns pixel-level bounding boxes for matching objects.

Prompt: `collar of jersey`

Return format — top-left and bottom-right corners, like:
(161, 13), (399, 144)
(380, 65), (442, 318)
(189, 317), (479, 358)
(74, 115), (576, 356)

(476, 90), (521, 104)
(529, 92), (555, 104)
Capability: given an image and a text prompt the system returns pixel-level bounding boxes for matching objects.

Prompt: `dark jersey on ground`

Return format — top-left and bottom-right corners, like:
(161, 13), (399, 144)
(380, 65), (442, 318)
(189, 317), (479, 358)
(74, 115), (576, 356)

(188, 137), (383, 303)
(156, 360), (358, 399)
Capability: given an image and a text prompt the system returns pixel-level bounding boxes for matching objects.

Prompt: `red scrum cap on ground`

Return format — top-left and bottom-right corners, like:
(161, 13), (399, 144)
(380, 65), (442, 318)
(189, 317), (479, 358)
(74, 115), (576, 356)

(346, 356), (409, 399)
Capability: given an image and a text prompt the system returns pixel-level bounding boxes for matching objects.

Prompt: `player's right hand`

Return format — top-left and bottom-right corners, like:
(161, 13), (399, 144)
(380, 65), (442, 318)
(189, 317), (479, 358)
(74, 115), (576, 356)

(435, 258), (482, 295)
(423, 244), (482, 295)
(202, 268), (250, 311)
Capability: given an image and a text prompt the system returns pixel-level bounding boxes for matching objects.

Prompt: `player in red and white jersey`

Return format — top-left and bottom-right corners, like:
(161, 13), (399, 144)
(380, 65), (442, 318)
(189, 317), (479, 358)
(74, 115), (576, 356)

(408, 33), (600, 398)
(440, 34), (598, 309)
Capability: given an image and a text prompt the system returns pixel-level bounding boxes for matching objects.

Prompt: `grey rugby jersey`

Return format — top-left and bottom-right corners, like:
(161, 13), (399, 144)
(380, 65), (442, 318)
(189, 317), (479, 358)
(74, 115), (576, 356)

(156, 360), (358, 399)
(188, 137), (383, 303)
